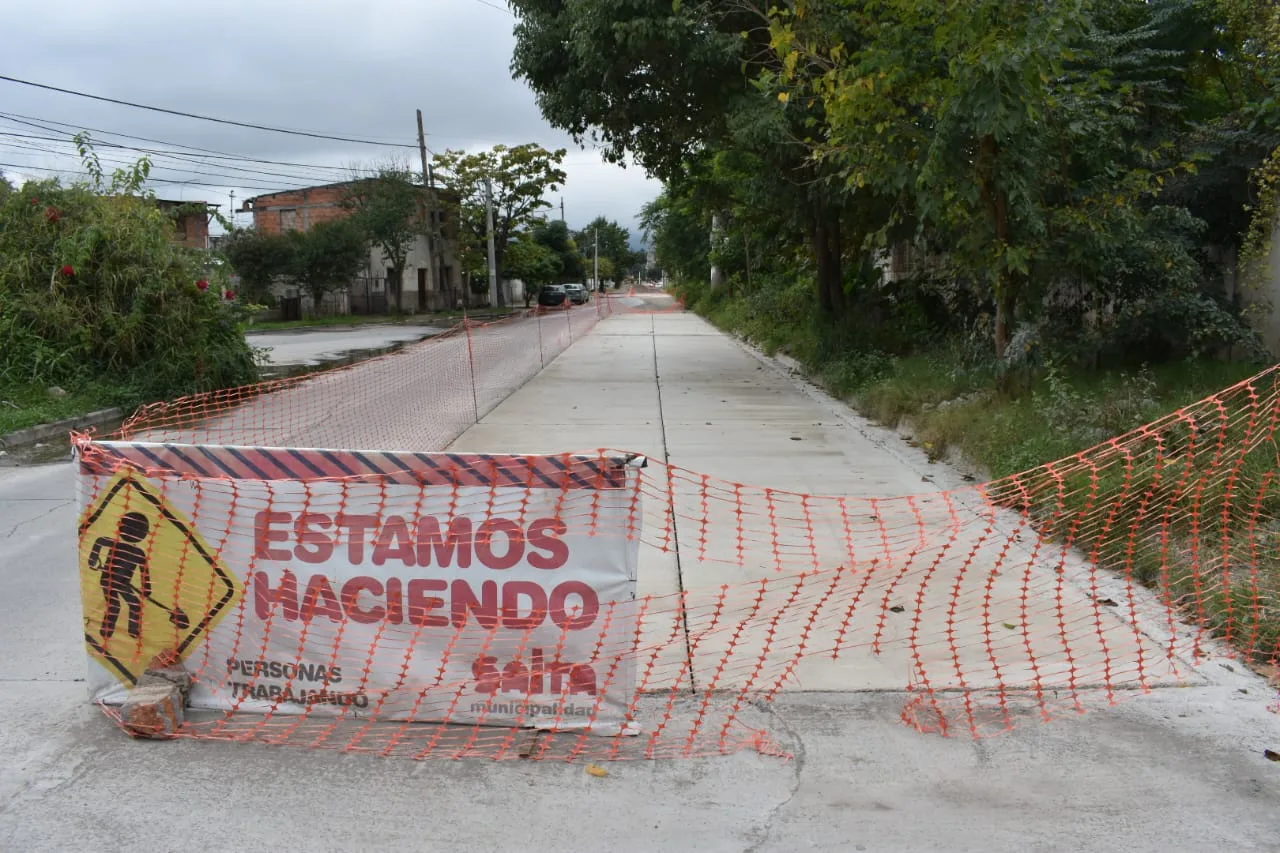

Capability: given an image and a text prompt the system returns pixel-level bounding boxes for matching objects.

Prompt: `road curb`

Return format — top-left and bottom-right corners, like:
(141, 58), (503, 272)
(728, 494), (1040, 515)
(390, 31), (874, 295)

(0, 407), (126, 451)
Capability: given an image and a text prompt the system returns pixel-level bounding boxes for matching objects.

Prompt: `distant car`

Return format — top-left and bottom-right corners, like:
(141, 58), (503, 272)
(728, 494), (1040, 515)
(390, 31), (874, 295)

(562, 283), (589, 305)
(538, 284), (567, 307)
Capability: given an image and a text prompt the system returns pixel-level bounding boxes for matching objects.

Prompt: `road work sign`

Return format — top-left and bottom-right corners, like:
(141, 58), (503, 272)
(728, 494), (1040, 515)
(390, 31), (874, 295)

(79, 470), (243, 686)
(76, 443), (642, 734)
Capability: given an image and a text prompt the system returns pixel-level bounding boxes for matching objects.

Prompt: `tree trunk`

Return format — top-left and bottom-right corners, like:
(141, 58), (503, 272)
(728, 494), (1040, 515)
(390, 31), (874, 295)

(978, 134), (1015, 360)
(813, 210), (845, 314)
(993, 287), (1015, 361)
(390, 266), (404, 313)
(710, 213), (726, 290)
(494, 239), (507, 308)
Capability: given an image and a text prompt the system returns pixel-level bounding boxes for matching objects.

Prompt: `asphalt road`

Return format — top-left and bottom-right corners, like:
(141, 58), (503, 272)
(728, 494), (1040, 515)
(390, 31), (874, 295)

(246, 324), (446, 367)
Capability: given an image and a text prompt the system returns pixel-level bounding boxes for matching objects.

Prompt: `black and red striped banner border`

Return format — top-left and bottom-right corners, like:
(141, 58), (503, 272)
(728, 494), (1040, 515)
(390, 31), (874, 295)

(78, 442), (631, 490)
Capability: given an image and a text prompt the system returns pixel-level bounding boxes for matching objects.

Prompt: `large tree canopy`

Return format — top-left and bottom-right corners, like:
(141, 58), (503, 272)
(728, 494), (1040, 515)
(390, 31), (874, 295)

(510, 0), (872, 311)
(534, 0), (1280, 373)
(432, 143), (566, 307)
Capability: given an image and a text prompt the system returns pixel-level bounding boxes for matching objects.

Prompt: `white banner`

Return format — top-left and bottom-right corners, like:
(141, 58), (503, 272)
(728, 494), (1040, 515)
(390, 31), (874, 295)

(77, 444), (641, 734)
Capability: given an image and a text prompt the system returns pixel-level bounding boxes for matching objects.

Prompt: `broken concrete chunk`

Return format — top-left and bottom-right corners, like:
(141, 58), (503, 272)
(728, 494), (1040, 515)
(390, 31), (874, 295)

(122, 683), (184, 739)
(137, 655), (194, 704)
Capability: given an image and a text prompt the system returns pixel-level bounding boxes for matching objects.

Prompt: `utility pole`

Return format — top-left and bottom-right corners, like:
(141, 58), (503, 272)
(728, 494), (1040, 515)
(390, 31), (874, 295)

(484, 177), (499, 307)
(228, 190), (235, 229)
(593, 226), (600, 291)
(560, 198), (565, 223)
(416, 109), (438, 310)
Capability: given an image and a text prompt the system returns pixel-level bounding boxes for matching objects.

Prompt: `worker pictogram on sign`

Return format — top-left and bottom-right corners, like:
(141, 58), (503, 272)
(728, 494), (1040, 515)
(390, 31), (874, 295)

(78, 471), (243, 686)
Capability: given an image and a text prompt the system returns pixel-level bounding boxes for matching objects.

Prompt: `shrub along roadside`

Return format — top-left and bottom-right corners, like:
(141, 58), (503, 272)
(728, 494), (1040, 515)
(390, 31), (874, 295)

(683, 281), (1280, 674)
(0, 160), (260, 437)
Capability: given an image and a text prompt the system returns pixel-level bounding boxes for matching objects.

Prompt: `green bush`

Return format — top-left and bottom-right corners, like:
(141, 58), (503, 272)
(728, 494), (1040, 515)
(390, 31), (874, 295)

(0, 176), (258, 401)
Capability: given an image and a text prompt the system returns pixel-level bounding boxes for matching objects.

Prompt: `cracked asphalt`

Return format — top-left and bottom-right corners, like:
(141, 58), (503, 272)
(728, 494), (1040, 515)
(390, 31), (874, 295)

(3, 311), (1280, 851)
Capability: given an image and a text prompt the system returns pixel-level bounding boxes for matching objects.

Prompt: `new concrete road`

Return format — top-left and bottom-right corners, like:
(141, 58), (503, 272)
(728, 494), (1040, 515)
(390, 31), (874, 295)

(247, 323), (447, 368)
(2, 312), (1278, 852)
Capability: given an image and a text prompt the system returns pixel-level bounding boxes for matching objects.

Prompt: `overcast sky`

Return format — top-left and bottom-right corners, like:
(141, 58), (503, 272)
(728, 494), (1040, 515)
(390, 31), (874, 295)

(0, 0), (661, 244)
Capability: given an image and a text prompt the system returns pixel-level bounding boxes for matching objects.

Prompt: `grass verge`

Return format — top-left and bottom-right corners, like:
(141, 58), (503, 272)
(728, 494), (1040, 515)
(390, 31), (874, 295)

(0, 379), (141, 436)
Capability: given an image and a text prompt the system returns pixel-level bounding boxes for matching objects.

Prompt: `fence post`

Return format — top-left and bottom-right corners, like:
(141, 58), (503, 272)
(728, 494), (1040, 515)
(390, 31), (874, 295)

(537, 308), (545, 368)
(463, 318), (481, 424)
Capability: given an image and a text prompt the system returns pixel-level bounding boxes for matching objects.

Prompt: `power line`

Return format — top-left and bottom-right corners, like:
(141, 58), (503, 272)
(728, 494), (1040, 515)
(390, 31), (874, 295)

(0, 73), (420, 149)
(0, 160), (299, 192)
(471, 0), (514, 14)
(0, 109), (614, 170)
(0, 131), (352, 185)
(0, 137), (321, 190)
(0, 111), (362, 174)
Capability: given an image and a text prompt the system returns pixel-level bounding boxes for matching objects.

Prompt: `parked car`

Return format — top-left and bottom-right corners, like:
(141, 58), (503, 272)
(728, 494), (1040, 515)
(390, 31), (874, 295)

(562, 283), (589, 305)
(538, 284), (567, 307)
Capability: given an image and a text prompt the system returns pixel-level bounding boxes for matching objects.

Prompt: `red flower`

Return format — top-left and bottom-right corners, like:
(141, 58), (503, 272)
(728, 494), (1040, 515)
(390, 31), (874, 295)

(45, 206), (61, 224)
(224, 290), (237, 301)
(196, 279), (209, 291)
(61, 265), (75, 277)
(30, 197), (39, 206)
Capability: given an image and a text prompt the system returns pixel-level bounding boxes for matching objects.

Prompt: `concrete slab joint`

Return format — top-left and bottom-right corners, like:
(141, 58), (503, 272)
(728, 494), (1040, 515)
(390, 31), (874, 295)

(120, 653), (192, 740)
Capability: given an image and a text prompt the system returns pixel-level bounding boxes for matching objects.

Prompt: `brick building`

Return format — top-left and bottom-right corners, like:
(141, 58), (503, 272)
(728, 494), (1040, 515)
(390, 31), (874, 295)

(241, 180), (467, 312)
(155, 199), (216, 250)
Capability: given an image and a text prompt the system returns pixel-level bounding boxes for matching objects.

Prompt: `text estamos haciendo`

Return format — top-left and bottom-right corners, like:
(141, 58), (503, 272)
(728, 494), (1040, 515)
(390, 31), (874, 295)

(250, 511), (604, 631)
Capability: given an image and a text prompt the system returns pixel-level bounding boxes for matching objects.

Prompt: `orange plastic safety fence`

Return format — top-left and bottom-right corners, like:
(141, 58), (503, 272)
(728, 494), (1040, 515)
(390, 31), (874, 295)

(74, 298), (1280, 762)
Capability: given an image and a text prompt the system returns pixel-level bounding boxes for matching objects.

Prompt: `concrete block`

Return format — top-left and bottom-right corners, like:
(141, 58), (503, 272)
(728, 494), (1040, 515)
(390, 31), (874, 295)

(136, 666), (194, 706)
(121, 683), (184, 739)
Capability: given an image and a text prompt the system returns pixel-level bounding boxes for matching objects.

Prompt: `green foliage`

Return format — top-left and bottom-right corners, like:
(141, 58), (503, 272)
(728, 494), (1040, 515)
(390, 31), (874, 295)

(344, 165), (423, 311)
(574, 216), (638, 281)
(222, 227), (296, 304)
(290, 218), (369, 307)
(432, 144), (567, 306)
(503, 233), (560, 306)
(0, 378), (136, 436)
(529, 219), (584, 283)
(0, 166), (257, 403)
(510, 0), (762, 182)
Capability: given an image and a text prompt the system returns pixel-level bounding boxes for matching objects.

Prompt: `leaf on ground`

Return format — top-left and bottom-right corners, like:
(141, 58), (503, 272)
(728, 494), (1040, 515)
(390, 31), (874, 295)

(586, 763), (609, 777)
(1093, 597), (1119, 607)
(1263, 749), (1279, 762)
(889, 605), (905, 614)
(1003, 622), (1017, 630)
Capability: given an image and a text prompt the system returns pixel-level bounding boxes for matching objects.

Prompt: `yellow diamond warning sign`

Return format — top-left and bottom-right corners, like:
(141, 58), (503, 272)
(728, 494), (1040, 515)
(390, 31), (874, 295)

(78, 471), (243, 686)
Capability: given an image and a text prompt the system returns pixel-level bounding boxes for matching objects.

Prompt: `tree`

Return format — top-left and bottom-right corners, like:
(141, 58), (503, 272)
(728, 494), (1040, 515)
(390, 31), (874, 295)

(1219, 0), (1280, 297)
(530, 219), (584, 283)
(222, 228), (297, 304)
(345, 165), (423, 312)
(574, 216), (634, 284)
(432, 144), (567, 307)
(595, 255), (617, 285)
(290, 219), (369, 312)
(509, 0), (866, 313)
(769, 0), (1270, 358)
(504, 233), (561, 306)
